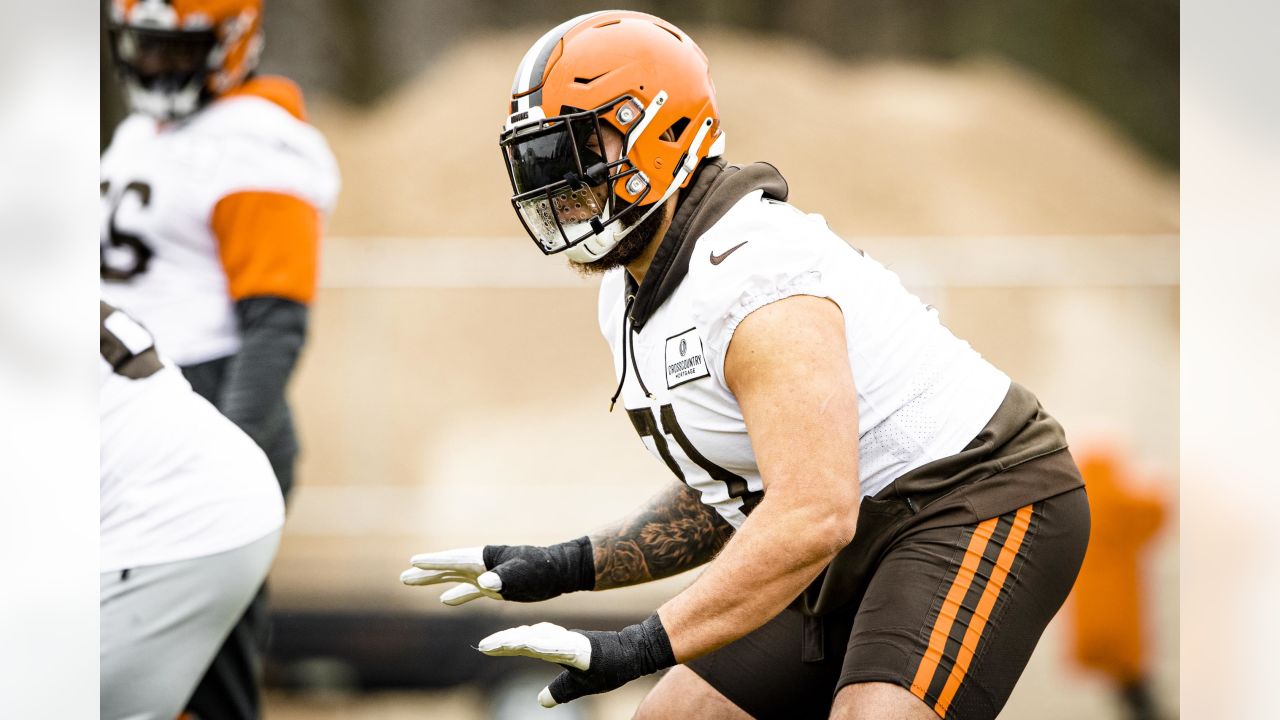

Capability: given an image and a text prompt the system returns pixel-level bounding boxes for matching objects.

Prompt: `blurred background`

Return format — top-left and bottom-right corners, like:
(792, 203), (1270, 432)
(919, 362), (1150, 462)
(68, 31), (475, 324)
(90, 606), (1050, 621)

(101, 1), (1179, 718)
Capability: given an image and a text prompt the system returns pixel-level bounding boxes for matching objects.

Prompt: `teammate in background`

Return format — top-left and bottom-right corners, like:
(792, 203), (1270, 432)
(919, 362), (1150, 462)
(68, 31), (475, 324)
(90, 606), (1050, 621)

(1070, 448), (1168, 720)
(403, 11), (1090, 720)
(101, 1), (339, 718)
(100, 301), (283, 720)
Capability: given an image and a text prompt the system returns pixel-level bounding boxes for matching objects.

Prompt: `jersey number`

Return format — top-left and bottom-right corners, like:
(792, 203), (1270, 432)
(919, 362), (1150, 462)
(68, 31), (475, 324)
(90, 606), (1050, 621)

(101, 180), (154, 281)
(627, 404), (761, 514)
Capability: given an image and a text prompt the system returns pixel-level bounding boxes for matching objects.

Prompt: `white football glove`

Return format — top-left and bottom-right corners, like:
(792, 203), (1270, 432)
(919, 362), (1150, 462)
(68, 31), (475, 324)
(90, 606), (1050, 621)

(400, 537), (596, 606)
(399, 546), (503, 606)
(478, 615), (676, 708)
(478, 622), (593, 708)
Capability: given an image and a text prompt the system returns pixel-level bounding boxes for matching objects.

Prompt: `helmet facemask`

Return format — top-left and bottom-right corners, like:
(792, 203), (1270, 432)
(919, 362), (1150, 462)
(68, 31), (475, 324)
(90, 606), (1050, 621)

(108, 0), (264, 122)
(110, 24), (218, 121)
(500, 97), (657, 262)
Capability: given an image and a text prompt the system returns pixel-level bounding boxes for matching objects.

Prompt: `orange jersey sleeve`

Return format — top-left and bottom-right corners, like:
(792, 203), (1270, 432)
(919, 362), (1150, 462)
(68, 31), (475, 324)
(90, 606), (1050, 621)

(212, 191), (321, 304)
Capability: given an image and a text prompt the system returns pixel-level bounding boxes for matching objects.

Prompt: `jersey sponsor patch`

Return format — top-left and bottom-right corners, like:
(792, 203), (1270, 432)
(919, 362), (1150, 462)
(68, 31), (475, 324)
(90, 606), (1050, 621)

(665, 328), (710, 388)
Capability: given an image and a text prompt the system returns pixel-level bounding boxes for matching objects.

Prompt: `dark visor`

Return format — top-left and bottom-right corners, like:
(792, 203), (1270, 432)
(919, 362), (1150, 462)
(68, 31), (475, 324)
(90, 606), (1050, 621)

(111, 26), (216, 80)
(503, 117), (605, 196)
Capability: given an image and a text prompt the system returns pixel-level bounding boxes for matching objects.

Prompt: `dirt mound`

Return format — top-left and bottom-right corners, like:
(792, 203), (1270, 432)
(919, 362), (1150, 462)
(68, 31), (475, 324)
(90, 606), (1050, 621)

(313, 29), (1177, 239)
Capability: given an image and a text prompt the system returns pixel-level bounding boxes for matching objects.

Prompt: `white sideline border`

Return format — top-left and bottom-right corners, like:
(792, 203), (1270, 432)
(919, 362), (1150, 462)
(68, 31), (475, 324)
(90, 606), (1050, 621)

(319, 235), (1179, 289)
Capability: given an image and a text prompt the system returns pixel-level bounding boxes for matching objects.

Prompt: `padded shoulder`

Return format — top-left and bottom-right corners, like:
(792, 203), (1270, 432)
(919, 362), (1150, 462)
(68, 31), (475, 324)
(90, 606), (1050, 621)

(223, 75), (309, 122)
(102, 113), (156, 162)
(189, 79), (340, 213)
(685, 192), (850, 374)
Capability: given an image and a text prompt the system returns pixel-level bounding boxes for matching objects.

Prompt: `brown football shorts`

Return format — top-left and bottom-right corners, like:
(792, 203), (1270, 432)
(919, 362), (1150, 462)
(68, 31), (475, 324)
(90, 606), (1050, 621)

(687, 385), (1091, 719)
(687, 486), (1089, 719)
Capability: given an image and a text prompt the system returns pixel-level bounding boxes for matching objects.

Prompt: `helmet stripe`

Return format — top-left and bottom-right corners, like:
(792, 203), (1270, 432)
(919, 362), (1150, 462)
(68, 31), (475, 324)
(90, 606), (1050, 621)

(512, 11), (611, 113)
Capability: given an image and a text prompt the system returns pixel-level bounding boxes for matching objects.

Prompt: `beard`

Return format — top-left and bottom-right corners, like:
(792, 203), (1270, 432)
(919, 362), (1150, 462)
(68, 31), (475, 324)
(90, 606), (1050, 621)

(568, 200), (670, 278)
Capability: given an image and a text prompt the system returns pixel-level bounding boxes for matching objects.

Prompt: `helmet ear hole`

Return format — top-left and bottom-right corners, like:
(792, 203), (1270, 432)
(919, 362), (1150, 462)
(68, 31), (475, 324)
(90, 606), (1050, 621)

(663, 117), (691, 143)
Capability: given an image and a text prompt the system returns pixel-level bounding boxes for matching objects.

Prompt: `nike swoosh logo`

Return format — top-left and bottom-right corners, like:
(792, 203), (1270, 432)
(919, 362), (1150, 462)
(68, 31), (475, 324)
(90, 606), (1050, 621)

(710, 241), (748, 265)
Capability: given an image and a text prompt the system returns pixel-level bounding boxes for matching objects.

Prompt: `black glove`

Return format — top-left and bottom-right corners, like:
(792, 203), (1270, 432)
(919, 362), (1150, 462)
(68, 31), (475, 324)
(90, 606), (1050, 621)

(547, 614), (677, 706)
(401, 536), (595, 605)
(481, 538), (596, 601)
(476, 613), (677, 708)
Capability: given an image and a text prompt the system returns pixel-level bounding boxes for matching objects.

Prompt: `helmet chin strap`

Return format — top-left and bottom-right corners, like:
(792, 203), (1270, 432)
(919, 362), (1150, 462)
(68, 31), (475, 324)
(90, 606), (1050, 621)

(565, 116), (718, 264)
(564, 219), (623, 262)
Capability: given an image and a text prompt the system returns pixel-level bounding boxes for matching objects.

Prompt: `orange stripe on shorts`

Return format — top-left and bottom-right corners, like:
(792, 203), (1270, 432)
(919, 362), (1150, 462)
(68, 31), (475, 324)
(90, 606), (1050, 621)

(909, 515), (999, 703)
(933, 504), (1035, 717)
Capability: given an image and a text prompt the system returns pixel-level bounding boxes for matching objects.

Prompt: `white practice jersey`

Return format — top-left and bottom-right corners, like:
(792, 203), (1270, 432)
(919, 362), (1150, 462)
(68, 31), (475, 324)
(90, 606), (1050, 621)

(100, 77), (340, 366)
(600, 190), (1010, 529)
(100, 303), (285, 572)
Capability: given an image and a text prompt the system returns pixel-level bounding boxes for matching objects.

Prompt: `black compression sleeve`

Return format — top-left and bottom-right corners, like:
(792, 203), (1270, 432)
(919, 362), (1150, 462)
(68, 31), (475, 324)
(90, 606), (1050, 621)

(218, 296), (308, 448)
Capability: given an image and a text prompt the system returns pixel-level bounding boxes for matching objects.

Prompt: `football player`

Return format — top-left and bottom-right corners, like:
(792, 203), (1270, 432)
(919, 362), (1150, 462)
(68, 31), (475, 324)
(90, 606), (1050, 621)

(100, 301), (283, 720)
(100, 1), (339, 718)
(403, 10), (1091, 720)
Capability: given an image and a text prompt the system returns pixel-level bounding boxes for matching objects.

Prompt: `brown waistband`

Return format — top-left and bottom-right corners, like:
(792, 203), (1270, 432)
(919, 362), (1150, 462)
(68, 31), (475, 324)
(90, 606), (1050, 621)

(795, 382), (1084, 616)
(887, 381), (1070, 512)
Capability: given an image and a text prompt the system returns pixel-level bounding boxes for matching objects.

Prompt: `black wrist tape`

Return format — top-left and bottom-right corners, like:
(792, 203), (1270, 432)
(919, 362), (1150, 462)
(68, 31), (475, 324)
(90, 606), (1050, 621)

(482, 536), (596, 602)
(548, 612), (677, 704)
(621, 612), (677, 674)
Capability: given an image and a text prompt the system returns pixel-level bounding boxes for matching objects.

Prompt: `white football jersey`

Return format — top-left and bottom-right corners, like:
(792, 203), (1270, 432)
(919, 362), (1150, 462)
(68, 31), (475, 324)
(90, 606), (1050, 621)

(100, 304), (285, 572)
(599, 190), (1010, 528)
(100, 78), (340, 366)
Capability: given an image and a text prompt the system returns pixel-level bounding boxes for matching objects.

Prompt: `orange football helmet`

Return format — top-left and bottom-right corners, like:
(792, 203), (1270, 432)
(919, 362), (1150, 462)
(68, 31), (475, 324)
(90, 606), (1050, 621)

(108, 0), (264, 120)
(499, 11), (725, 262)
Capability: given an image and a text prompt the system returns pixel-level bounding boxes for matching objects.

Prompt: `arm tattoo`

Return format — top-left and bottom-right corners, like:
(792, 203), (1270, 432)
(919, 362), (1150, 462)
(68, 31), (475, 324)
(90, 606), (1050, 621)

(590, 481), (736, 590)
